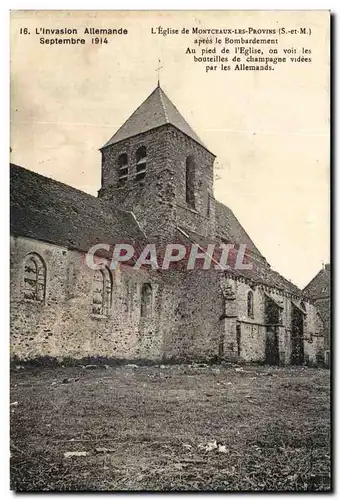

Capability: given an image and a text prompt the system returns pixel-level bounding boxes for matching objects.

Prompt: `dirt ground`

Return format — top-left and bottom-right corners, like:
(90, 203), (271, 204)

(10, 363), (331, 492)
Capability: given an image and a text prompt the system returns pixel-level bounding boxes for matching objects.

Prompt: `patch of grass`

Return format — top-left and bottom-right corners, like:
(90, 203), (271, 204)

(10, 365), (331, 491)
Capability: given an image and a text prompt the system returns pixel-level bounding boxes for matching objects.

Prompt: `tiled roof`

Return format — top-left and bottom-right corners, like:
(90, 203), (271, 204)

(10, 164), (145, 253)
(222, 248), (302, 296)
(214, 202), (302, 295)
(10, 163), (304, 297)
(177, 204), (303, 296)
(303, 264), (331, 299)
(101, 86), (209, 151)
(303, 266), (330, 346)
(215, 201), (264, 259)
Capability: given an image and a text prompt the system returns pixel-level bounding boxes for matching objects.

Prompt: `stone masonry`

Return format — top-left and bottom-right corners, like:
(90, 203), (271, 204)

(10, 85), (325, 365)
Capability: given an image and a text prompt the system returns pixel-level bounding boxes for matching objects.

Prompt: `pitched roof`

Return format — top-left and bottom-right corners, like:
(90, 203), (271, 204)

(214, 202), (302, 295)
(102, 85), (210, 152)
(215, 201), (264, 259)
(10, 164), (145, 253)
(237, 254), (302, 295)
(303, 264), (331, 299)
(177, 202), (303, 296)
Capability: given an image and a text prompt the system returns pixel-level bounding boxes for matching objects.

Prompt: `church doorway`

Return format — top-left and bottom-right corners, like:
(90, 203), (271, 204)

(265, 328), (279, 365)
(291, 304), (304, 365)
(264, 295), (281, 365)
(236, 324), (241, 357)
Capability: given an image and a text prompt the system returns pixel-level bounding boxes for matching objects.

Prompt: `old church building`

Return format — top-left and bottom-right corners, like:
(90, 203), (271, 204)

(304, 264), (330, 365)
(10, 85), (325, 365)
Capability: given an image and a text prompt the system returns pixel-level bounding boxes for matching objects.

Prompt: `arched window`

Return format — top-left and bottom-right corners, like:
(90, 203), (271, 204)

(117, 153), (128, 186)
(185, 156), (195, 208)
(135, 146), (147, 181)
(23, 253), (46, 302)
(141, 283), (152, 318)
(91, 267), (112, 316)
(247, 291), (254, 318)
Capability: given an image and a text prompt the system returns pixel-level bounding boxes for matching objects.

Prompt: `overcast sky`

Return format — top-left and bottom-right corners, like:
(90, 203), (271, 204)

(10, 10), (330, 288)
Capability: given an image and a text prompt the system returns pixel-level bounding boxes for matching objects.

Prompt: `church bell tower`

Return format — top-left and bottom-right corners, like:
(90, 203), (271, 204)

(99, 85), (216, 240)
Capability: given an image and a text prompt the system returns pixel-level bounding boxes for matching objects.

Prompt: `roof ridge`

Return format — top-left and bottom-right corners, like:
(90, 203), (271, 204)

(303, 266), (330, 295)
(10, 163), (98, 200)
(101, 86), (211, 153)
(303, 269), (323, 291)
(10, 163), (146, 252)
(101, 87), (160, 150)
(158, 87), (169, 123)
(215, 199), (264, 258)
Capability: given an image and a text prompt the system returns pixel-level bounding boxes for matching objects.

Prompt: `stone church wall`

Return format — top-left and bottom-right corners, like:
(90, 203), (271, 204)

(238, 323), (266, 362)
(160, 269), (224, 362)
(10, 236), (164, 361)
(100, 126), (177, 241)
(220, 277), (324, 365)
(303, 301), (325, 364)
(10, 234), (324, 365)
(167, 127), (216, 239)
(229, 280), (267, 362)
(314, 297), (330, 350)
(100, 125), (216, 240)
(10, 236), (224, 362)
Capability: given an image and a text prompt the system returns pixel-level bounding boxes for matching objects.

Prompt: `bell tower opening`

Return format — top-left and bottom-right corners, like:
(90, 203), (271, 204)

(135, 146), (147, 181)
(185, 156), (196, 209)
(99, 85), (216, 238)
